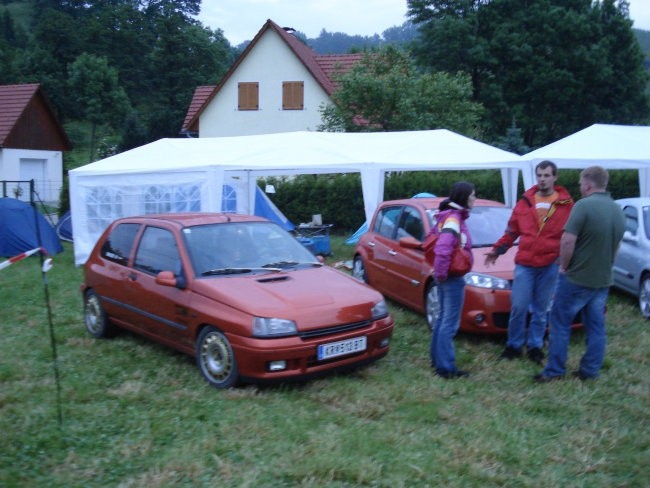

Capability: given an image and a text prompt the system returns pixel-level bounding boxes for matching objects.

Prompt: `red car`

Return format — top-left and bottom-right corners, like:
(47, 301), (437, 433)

(82, 213), (393, 388)
(353, 197), (578, 334)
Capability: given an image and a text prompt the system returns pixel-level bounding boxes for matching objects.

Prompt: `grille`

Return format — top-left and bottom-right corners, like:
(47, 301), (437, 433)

(492, 313), (510, 329)
(299, 319), (373, 339)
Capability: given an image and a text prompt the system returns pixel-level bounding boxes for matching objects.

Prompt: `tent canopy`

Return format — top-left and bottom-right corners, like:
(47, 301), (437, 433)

(69, 130), (524, 264)
(522, 124), (650, 191)
(0, 198), (63, 256)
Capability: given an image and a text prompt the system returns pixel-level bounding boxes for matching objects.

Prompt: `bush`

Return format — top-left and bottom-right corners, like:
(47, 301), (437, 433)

(260, 168), (640, 233)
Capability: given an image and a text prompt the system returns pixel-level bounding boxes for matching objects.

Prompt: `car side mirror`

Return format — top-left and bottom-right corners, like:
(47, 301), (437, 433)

(156, 270), (186, 289)
(399, 236), (422, 249)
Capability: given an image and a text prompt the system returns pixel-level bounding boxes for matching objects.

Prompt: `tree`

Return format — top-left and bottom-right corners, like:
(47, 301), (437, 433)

(143, 6), (235, 140)
(67, 53), (131, 162)
(495, 120), (530, 155)
(319, 46), (483, 136)
(407, 0), (650, 148)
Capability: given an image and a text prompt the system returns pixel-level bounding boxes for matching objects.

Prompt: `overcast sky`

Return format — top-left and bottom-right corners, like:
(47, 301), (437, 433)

(196, 0), (650, 46)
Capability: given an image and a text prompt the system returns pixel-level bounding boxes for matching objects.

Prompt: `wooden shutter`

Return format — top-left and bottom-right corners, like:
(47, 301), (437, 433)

(282, 81), (304, 110)
(238, 82), (259, 110)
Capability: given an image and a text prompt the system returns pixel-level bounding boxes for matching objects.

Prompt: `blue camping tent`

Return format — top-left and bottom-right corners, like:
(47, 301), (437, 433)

(254, 186), (294, 231)
(0, 198), (63, 256)
(56, 210), (73, 242)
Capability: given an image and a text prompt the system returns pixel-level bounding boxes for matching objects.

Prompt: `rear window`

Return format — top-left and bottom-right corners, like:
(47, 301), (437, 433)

(373, 206), (402, 239)
(100, 223), (140, 265)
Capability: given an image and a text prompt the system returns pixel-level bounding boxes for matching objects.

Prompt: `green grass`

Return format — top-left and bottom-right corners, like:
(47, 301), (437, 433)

(1, 238), (648, 487)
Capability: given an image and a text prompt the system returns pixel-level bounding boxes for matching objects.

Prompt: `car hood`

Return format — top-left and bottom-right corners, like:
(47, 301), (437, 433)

(470, 245), (517, 280)
(191, 266), (385, 327)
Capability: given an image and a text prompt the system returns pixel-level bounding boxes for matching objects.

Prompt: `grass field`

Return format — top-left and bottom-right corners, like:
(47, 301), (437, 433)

(1, 237), (648, 487)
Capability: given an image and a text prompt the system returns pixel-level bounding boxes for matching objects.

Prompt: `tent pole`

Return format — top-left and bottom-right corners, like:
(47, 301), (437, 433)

(30, 179), (63, 427)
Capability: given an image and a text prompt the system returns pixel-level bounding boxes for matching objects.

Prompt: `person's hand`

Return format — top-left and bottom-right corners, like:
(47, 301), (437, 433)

(484, 252), (498, 266)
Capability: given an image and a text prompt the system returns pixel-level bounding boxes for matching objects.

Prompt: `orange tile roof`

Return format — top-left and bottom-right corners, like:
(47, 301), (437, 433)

(314, 53), (365, 89)
(181, 20), (364, 133)
(181, 86), (215, 134)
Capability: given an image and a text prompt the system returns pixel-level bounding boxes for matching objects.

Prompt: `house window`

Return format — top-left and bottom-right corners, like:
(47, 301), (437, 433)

(238, 82), (259, 110)
(282, 81), (304, 110)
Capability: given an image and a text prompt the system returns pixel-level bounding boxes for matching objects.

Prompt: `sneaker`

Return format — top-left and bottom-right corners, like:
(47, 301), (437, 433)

(436, 369), (470, 379)
(527, 347), (545, 364)
(533, 373), (563, 383)
(500, 345), (522, 360)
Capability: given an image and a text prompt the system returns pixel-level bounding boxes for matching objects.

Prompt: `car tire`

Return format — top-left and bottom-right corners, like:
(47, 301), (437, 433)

(639, 274), (650, 319)
(352, 255), (368, 283)
(196, 327), (240, 388)
(425, 282), (440, 331)
(84, 290), (115, 338)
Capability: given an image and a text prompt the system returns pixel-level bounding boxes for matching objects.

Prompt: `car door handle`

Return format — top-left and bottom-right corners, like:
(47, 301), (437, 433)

(388, 250), (397, 256)
(127, 272), (138, 281)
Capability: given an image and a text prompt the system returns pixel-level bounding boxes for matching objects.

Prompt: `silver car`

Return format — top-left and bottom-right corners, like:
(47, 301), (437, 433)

(612, 197), (650, 318)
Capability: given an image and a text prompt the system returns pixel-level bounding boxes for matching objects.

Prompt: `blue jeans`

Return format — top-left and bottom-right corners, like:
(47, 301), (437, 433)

(507, 263), (559, 350)
(542, 273), (609, 378)
(430, 276), (466, 373)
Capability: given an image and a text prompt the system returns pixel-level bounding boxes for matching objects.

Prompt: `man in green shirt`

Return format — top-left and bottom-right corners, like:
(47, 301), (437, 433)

(534, 166), (625, 382)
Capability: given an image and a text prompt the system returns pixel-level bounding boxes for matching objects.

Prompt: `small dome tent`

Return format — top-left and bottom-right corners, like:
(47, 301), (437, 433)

(0, 198), (63, 256)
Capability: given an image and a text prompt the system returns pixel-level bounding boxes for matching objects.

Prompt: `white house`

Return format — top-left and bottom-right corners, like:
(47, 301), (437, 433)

(0, 84), (71, 204)
(181, 19), (362, 137)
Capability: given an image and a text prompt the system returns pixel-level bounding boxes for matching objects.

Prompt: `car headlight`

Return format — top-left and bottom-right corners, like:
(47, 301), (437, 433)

(371, 299), (389, 320)
(252, 317), (297, 337)
(464, 272), (511, 290)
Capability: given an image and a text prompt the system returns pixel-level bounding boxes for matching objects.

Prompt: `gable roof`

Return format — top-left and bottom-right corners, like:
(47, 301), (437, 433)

(0, 83), (71, 151)
(180, 86), (215, 135)
(181, 19), (364, 133)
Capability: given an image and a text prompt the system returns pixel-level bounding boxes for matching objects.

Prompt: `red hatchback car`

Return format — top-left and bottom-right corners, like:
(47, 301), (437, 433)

(353, 197), (520, 334)
(82, 213), (393, 388)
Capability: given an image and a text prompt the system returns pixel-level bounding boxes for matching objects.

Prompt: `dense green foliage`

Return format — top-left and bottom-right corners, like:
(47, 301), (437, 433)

(318, 46), (483, 136)
(407, 0), (650, 148)
(260, 168), (640, 232)
(1, 0), (236, 159)
(1, 242), (648, 486)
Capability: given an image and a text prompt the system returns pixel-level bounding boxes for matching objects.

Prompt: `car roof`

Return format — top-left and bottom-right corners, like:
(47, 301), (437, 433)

(616, 197), (650, 206)
(378, 197), (506, 210)
(114, 213), (268, 229)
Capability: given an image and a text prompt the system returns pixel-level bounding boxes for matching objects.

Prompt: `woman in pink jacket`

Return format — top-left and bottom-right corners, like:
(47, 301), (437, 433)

(430, 181), (476, 379)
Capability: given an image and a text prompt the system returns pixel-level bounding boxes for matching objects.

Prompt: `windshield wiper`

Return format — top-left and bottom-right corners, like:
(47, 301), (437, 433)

(262, 261), (322, 269)
(202, 267), (281, 276)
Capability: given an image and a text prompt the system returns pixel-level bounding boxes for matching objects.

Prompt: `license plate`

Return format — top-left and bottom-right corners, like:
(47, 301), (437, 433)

(317, 336), (367, 360)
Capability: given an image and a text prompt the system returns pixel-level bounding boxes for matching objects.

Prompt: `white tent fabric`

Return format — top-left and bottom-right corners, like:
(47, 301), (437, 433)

(522, 124), (650, 192)
(69, 130), (524, 264)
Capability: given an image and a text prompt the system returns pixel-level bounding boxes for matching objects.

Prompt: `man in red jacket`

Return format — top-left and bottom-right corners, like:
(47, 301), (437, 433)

(485, 160), (574, 364)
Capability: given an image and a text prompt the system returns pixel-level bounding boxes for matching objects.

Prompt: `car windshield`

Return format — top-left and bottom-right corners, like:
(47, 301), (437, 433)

(466, 206), (513, 247)
(182, 221), (320, 276)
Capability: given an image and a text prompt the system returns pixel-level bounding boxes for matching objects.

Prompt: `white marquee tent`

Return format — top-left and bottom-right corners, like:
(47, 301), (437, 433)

(69, 130), (524, 264)
(522, 124), (650, 191)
